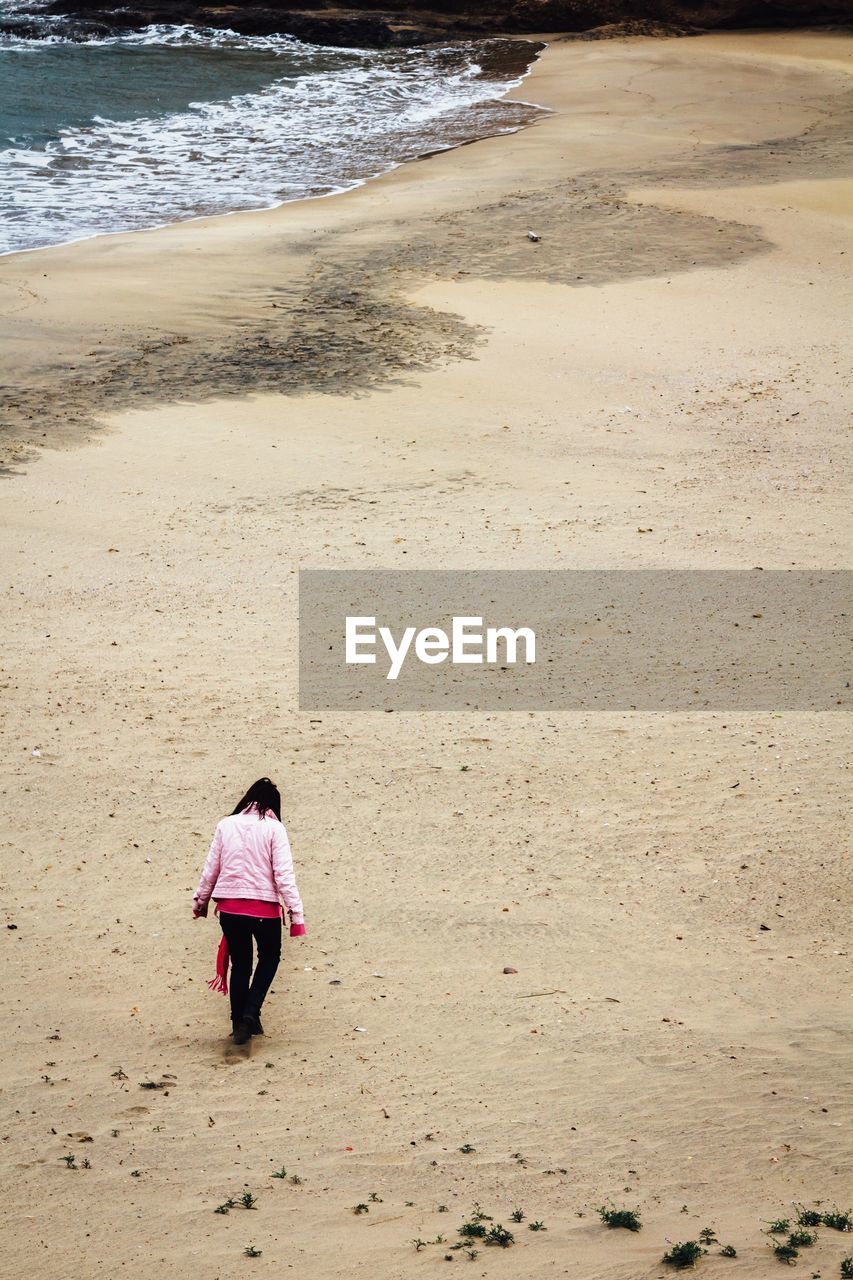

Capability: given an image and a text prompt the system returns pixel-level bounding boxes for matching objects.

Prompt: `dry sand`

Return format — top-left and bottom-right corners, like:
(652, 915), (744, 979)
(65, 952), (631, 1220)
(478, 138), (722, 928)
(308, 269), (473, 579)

(0, 29), (851, 1280)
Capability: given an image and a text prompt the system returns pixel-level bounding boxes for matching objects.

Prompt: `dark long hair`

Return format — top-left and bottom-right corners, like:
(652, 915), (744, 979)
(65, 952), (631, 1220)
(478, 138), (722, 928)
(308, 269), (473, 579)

(232, 777), (281, 822)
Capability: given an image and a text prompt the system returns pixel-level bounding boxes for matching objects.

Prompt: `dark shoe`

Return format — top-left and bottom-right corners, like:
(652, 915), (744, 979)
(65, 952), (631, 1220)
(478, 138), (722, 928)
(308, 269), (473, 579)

(231, 1018), (252, 1045)
(245, 1011), (264, 1036)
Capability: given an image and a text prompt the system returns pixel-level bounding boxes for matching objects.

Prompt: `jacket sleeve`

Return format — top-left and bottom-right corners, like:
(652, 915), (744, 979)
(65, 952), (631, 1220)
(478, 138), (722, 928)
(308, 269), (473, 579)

(194, 824), (223, 905)
(270, 821), (305, 926)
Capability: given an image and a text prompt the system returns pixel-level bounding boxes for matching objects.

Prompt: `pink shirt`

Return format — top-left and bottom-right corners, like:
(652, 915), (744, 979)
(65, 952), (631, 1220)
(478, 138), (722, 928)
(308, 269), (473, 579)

(216, 897), (281, 918)
(214, 897), (306, 936)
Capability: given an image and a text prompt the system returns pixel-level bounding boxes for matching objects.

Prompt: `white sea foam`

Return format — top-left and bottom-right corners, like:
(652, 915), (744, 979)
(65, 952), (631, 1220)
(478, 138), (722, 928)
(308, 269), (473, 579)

(0, 20), (540, 254)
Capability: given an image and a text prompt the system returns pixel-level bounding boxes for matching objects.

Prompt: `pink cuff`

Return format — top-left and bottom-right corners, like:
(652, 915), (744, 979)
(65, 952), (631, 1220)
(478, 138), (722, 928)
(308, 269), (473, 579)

(289, 922), (307, 937)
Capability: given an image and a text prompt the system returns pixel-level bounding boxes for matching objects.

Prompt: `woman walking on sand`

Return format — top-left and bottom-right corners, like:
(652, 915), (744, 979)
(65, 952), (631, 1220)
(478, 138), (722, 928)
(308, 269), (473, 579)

(193, 778), (306, 1045)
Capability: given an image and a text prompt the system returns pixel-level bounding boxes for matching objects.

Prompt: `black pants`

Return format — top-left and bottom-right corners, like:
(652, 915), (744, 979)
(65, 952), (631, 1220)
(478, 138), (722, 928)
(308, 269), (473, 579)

(219, 911), (282, 1026)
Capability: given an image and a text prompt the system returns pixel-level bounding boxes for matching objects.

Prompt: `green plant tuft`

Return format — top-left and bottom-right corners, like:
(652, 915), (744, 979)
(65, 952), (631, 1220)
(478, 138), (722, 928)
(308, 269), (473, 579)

(663, 1241), (704, 1268)
(789, 1229), (817, 1248)
(599, 1206), (642, 1232)
(484, 1224), (514, 1248)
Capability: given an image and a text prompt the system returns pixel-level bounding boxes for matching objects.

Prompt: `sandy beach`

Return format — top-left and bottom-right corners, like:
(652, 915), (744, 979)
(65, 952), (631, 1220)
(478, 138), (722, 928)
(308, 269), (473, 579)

(0, 29), (851, 1280)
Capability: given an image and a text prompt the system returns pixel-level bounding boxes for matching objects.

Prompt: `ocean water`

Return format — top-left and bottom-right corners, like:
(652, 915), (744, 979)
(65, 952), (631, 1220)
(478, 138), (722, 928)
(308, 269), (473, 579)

(0, 2), (541, 256)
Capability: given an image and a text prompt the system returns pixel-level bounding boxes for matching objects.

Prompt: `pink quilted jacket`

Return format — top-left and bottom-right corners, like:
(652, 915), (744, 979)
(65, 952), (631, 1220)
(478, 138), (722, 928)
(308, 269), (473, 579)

(193, 807), (305, 927)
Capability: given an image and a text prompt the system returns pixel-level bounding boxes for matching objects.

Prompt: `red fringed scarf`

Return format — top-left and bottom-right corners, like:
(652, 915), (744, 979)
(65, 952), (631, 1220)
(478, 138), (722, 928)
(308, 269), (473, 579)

(207, 904), (229, 995)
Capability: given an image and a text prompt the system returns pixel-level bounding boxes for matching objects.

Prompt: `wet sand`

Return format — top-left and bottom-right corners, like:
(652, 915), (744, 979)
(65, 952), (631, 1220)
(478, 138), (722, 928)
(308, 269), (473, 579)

(0, 30), (850, 1280)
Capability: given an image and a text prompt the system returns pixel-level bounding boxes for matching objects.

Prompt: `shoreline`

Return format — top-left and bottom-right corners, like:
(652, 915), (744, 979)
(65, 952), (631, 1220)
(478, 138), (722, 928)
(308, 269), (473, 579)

(2, 30), (850, 471)
(0, 38), (549, 264)
(2, 24), (845, 271)
(0, 29), (850, 1280)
